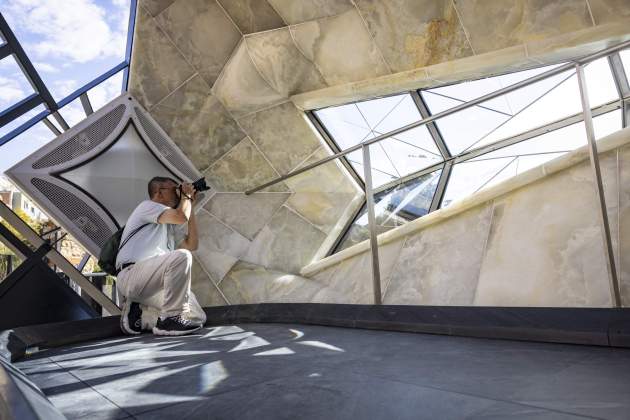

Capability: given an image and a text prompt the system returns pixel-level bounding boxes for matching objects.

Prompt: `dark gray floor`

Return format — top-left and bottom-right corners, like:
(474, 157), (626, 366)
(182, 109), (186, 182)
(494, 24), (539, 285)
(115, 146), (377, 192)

(15, 323), (630, 420)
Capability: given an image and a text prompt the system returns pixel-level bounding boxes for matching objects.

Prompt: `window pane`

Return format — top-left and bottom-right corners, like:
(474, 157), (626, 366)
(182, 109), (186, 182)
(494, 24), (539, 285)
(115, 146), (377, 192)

(441, 110), (621, 208)
(335, 169), (441, 252)
(2, 1), (131, 101)
(58, 97), (88, 128)
(88, 71), (124, 110)
(0, 104), (47, 138)
(315, 93), (441, 187)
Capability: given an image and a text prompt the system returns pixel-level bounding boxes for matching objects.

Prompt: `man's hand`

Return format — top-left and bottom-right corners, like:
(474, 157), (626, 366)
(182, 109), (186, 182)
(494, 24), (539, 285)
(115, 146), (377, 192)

(180, 183), (195, 200)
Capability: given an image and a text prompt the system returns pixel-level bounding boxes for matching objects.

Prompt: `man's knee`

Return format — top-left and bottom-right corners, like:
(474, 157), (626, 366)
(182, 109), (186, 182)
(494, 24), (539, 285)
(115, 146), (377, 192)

(168, 249), (192, 268)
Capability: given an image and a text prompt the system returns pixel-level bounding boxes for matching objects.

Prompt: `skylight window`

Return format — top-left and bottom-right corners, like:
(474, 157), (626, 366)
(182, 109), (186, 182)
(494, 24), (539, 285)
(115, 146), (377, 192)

(312, 53), (628, 255)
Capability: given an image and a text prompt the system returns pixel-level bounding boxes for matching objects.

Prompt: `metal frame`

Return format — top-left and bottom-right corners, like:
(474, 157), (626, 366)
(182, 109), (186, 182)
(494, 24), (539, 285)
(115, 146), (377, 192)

(362, 144), (382, 304)
(576, 64), (622, 307)
(0, 0), (138, 146)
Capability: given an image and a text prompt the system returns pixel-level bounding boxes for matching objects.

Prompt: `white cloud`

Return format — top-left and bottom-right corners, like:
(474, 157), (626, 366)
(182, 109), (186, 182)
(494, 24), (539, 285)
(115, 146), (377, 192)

(89, 72), (124, 110)
(53, 79), (79, 98)
(33, 62), (58, 73)
(3, 0), (127, 63)
(0, 76), (28, 105)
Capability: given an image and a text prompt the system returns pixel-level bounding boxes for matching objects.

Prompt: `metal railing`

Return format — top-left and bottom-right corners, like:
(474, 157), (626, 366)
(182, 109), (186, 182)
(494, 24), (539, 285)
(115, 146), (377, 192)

(246, 40), (630, 307)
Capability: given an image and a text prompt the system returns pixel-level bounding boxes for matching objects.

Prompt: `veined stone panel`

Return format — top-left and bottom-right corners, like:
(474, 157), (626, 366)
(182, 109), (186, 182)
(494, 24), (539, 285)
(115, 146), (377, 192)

(354, 0), (473, 72)
(156, 0), (241, 86)
(267, 0), (354, 25)
(212, 40), (286, 118)
(216, 0), (286, 34)
(243, 206), (327, 274)
(129, 6), (195, 109)
(617, 144), (630, 306)
(453, 0), (593, 54)
(588, 0), (630, 24)
(220, 261), (325, 304)
(310, 239), (405, 304)
(474, 153), (618, 307)
(290, 9), (390, 85)
(149, 75), (245, 172)
(238, 102), (322, 175)
(204, 192), (290, 241)
(244, 28), (328, 97)
(194, 209), (251, 284)
(383, 203), (493, 305)
(192, 258), (228, 306)
(204, 137), (289, 193)
(285, 148), (362, 234)
(138, 0), (175, 17)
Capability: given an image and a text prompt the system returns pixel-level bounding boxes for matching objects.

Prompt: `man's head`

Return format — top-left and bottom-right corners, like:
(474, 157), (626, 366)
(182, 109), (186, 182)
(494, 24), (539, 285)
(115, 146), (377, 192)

(148, 176), (180, 208)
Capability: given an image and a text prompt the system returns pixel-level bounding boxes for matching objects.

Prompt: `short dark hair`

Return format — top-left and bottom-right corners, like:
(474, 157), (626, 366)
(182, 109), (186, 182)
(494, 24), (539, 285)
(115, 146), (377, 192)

(148, 176), (178, 198)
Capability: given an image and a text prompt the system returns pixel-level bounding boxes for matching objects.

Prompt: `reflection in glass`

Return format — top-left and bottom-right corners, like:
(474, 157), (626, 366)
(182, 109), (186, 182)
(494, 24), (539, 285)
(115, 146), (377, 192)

(441, 110), (622, 208)
(315, 94), (440, 187)
(335, 169), (442, 252)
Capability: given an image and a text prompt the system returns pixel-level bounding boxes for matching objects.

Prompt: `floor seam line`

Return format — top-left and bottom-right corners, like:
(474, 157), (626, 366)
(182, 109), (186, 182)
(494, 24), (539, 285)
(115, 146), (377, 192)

(47, 359), (137, 419)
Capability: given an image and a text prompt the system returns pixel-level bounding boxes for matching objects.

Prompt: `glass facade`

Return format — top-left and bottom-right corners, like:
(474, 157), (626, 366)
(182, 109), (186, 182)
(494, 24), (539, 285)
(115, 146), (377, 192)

(314, 57), (628, 254)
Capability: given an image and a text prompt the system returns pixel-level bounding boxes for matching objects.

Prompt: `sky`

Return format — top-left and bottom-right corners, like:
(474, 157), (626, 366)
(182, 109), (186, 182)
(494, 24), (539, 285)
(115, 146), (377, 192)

(0, 0), (131, 174)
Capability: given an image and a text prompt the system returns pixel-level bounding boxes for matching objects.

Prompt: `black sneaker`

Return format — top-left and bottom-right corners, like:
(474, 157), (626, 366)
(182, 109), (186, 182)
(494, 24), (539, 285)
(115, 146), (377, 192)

(120, 299), (142, 335)
(152, 315), (201, 336)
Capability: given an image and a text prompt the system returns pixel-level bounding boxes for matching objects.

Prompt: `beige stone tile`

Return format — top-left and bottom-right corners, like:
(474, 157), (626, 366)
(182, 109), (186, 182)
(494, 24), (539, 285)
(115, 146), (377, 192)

(139, 0), (175, 17)
(382, 204), (493, 305)
(219, 261), (325, 304)
(453, 0), (593, 54)
(525, 19), (630, 64)
(193, 210), (251, 283)
(204, 192), (290, 240)
(245, 28), (327, 96)
(243, 206), (327, 273)
(267, 0), (354, 25)
(156, 0), (241, 86)
(128, 6), (195, 108)
(204, 137), (289, 193)
(284, 147), (361, 233)
(354, 0), (473, 72)
(212, 41), (286, 118)
(588, 0), (630, 24)
(310, 239), (405, 304)
(290, 9), (390, 85)
(475, 154), (618, 307)
(616, 144), (630, 306)
(216, 0), (286, 34)
(191, 258), (227, 306)
(238, 102), (322, 175)
(149, 75), (245, 172)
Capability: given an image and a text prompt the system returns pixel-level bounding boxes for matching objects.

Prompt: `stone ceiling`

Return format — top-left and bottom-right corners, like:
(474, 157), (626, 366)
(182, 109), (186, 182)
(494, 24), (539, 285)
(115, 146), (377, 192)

(129, 0), (630, 306)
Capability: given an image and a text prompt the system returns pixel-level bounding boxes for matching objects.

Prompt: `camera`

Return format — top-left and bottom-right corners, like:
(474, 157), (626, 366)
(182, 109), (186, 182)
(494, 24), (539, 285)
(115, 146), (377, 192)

(191, 177), (210, 192)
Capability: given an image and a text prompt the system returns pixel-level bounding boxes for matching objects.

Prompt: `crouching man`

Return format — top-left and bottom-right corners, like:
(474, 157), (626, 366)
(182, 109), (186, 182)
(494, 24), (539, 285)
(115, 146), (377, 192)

(116, 176), (204, 336)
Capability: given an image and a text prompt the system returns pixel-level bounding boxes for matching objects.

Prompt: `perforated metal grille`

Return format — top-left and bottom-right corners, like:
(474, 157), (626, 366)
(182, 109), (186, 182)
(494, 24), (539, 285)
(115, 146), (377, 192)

(31, 178), (112, 248)
(134, 107), (199, 180)
(33, 105), (126, 169)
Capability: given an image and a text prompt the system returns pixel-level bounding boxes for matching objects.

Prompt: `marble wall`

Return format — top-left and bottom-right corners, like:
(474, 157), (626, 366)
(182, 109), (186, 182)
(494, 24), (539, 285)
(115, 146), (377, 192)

(130, 0), (630, 307)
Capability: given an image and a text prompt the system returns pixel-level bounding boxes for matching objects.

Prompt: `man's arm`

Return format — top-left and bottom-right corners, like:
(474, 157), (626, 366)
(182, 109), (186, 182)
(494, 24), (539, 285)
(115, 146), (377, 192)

(178, 208), (198, 251)
(157, 184), (194, 225)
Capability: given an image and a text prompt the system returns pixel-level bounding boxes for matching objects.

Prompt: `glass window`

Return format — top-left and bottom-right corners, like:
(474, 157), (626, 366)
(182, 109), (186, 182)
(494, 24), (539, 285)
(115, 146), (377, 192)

(424, 58), (618, 156)
(315, 93), (441, 187)
(441, 110), (621, 208)
(1, 1), (131, 101)
(335, 169), (442, 252)
(88, 71), (124, 110)
(58, 97), (88, 128)
(0, 104), (47, 139)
